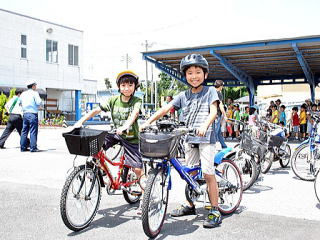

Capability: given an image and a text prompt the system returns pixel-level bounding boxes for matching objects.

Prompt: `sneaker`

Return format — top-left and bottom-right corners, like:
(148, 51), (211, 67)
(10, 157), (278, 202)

(203, 210), (222, 228)
(170, 204), (196, 217)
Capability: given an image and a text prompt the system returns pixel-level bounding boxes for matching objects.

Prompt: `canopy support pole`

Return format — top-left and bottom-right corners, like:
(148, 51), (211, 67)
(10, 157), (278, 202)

(211, 50), (256, 106)
(292, 43), (316, 102)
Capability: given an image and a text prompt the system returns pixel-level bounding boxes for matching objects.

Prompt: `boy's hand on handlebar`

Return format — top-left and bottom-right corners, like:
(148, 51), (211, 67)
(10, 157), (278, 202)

(197, 125), (207, 137)
(116, 126), (127, 135)
(73, 122), (82, 129)
(139, 122), (150, 132)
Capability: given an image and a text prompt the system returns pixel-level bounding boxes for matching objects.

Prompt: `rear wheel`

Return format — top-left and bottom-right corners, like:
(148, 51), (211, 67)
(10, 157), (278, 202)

(230, 151), (258, 191)
(122, 166), (142, 204)
(216, 159), (243, 215)
(314, 170), (320, 203)
(142, 168), (169, 239)
(60, 165), (101, 231)
(279, 144), (291, 168)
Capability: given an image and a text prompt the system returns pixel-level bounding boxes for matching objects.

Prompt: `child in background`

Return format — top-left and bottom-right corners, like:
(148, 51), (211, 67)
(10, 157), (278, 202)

(248, 107), (257, 126)
(291, 106), (300, 140)
(241, 106), (250, 123)
(270, 104), (279, 124)
(233, 104), (241, 139)
(299, 104), (307, 140)
(226, 104), (234, 139)
(279, 121), (289, 138)
(279, 105), (287, 126)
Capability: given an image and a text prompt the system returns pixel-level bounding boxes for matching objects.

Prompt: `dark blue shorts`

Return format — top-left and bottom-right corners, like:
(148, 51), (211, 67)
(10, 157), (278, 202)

(104, 133), (142, 169)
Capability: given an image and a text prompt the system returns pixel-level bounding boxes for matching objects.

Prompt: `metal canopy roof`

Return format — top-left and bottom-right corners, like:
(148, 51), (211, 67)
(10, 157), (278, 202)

(142, 35), (320, 103)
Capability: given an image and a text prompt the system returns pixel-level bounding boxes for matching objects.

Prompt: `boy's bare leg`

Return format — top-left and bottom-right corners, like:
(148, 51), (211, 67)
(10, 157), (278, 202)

(204, 174), (218, 207)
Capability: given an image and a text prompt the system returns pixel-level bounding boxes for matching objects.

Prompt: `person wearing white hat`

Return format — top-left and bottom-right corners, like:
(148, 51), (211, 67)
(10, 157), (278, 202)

(20, 80), (42, 152)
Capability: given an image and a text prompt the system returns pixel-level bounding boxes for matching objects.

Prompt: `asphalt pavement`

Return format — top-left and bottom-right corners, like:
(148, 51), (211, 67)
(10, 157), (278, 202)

(0, 126), (319, 240)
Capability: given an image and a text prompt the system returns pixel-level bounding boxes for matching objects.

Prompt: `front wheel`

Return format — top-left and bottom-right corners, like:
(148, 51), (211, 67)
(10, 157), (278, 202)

(279, 144), (291, 168)
(261, 150), (274, 174)
(314, 170), (320, 203)
(216, 159), (243, 215)
(60, 165), (101, 231)
(142, 168), (169, 239)
(291, 144), (319, 181)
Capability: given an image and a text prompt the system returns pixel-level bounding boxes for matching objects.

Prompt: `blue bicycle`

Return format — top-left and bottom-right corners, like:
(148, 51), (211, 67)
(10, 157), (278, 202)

(291, 115), (320, 181)
(139, 122), (243, 238)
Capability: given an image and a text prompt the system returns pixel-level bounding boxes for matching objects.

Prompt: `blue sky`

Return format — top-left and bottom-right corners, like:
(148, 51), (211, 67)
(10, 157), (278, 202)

(1, 0), (320, 86)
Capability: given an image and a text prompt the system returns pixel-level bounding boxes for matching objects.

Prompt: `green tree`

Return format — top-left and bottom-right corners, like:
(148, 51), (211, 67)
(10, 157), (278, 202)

(223, 86), (248, 103)
(104, 77), (112, 89)
(157, 72), (188, 103)
(0, 88), (17, 124)
(0, 93), (8, 125)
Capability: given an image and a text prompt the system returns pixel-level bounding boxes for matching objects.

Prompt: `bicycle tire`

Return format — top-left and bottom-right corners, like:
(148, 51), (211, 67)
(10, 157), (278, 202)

(122, 166), (142, 204)
(230, 151), (258, 191)
(217, 159), (243, 215)
(291, 144), (318, 181)
(261, 149), (273, 174)
(104, 144), (123, 161)
(60, 165), (101, 231)
(279, 144), (291, 168)
(314, 170), (320, 203)
(142, 168), (169, 239)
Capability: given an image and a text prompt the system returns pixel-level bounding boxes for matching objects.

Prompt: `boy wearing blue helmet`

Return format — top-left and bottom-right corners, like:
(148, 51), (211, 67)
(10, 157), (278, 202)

(140, 54), (221, 228)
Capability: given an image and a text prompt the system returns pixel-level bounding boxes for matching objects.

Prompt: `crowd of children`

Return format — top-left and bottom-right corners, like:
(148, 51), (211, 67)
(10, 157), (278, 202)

(220, 98), (320, 141)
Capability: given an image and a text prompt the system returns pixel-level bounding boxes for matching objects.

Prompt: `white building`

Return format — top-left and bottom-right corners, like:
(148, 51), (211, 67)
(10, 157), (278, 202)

(0, 8), (96, 120)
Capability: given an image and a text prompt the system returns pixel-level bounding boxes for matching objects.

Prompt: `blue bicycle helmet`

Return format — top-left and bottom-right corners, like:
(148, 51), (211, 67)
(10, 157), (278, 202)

(180, 54), (209, 76)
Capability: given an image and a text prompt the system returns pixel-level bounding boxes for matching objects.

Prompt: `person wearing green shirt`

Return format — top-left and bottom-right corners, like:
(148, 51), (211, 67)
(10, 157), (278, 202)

(233, 104), (241, 138)
(73, 70), (143, 182)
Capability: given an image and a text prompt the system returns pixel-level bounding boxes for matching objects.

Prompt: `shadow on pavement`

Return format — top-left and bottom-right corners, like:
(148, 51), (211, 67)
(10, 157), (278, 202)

(267, 167), (290, 175)
(67, 203), (140, 236)
(244, 183), (273, 194)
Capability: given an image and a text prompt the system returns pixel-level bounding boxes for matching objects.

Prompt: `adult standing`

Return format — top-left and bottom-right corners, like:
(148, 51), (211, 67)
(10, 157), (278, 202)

(20, 80), (42, 152)
(214, 80), (228, 149)
(0, 91), (29, 149)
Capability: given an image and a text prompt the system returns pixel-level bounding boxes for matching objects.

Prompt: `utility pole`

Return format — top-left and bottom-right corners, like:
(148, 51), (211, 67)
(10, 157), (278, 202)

(121, 53), (131, 69)
(142, 40), (155, 109)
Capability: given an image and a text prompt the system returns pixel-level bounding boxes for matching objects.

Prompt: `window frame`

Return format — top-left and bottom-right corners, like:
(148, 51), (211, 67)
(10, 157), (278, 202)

(68, 44), (79, 66)
(20, 34), (27, 59)
(46, 39), (58, 63)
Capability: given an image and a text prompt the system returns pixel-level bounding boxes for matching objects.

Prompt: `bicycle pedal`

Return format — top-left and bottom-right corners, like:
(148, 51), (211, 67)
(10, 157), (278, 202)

(204, 205), (212, 210)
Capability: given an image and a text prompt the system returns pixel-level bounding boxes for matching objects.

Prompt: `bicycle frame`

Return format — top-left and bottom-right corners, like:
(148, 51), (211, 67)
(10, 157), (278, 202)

(149, 147), (234, 194)
(93, 149), (139, 191)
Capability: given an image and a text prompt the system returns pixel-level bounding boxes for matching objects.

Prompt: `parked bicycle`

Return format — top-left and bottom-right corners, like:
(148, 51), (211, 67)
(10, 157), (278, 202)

(227, 119), (265, 190)
(259, 119), (291, 169)
(291, 114), (320, 181)
(60, 127), (142, 231)
(139, 122), (243, 238)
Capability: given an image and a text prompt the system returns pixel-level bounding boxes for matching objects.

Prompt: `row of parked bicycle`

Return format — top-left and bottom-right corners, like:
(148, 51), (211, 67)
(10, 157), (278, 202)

(59, 114), (320, 238)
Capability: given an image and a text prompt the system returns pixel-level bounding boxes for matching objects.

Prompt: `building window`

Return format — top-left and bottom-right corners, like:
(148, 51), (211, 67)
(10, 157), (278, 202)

(46, 40), (58, 63)
(68, 44), (79, 66)
(21, 34), (27, 59)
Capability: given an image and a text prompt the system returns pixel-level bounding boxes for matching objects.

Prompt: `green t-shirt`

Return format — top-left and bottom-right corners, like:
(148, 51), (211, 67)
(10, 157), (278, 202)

(233, 110), (241, 121)
(100, 95), (142, 143)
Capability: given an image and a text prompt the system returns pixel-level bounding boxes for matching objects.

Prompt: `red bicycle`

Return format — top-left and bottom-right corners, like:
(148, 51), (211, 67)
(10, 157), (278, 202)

(60, 128), (143, 231)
